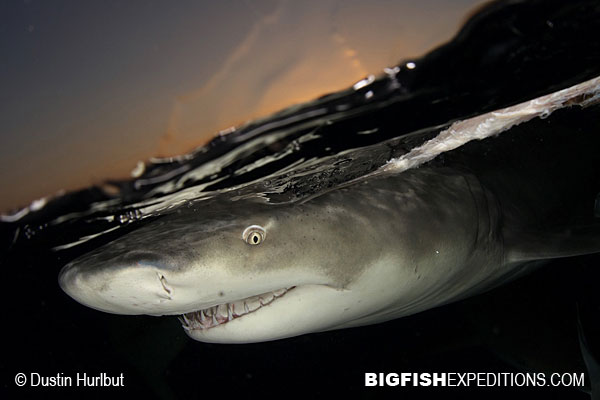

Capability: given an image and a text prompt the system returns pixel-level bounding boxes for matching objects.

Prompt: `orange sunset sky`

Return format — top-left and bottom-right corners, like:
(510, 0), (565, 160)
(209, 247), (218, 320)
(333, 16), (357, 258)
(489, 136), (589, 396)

(1, 0), (485, 212)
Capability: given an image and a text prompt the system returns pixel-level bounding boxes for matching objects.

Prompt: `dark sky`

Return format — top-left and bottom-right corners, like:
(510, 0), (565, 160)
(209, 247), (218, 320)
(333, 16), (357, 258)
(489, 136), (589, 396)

(0, 0), (482, 212)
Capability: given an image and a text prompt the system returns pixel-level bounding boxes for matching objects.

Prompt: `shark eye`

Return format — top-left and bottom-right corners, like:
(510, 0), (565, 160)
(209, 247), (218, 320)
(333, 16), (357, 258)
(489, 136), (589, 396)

(242, 225), (266, 245)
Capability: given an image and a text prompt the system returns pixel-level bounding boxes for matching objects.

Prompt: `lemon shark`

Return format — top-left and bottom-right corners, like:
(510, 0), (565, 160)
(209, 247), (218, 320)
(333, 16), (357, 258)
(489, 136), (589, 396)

(58, 76), (600, 343)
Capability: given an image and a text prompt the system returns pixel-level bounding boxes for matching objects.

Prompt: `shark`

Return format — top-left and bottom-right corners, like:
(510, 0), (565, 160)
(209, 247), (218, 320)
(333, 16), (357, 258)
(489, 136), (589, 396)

(59, 76), (600, 344)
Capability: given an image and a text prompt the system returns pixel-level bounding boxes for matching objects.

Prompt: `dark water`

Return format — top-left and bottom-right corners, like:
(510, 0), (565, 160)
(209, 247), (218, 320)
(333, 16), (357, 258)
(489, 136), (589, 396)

(1, 0), (600, 398)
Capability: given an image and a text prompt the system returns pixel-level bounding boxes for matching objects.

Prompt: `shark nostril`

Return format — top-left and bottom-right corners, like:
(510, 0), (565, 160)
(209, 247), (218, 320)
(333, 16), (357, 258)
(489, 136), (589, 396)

(157, 273), (172, 298)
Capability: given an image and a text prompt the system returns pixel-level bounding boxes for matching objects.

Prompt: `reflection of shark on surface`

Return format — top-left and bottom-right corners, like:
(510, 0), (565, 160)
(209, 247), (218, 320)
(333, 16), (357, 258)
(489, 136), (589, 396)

(59, 76), (600, 344)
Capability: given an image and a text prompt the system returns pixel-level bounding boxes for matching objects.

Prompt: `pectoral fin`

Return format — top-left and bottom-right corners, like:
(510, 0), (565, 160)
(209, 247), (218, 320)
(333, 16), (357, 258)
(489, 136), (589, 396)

(506, 224), (600, 264)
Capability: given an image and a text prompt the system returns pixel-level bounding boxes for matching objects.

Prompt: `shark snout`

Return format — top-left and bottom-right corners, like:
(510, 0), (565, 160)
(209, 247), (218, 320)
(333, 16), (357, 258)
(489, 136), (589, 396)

(58, 257), (196, 316)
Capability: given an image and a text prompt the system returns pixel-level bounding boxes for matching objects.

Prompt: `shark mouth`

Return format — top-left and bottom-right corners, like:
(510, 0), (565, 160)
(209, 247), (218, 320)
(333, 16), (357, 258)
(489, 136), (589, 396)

(179, 287), (295, 331)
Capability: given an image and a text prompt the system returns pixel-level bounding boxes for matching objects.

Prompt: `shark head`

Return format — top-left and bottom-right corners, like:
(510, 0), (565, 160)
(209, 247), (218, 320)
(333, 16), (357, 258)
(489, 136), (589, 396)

(59, 170), (502, 343)
(59, 189), (423, 343)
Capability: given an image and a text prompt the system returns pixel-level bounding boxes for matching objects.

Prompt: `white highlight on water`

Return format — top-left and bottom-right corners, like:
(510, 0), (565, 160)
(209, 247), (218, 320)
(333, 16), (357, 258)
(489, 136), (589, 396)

(381, 76), (600, 175)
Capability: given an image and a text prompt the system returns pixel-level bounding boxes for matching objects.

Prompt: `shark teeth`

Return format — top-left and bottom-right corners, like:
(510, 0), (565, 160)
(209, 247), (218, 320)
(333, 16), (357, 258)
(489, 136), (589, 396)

(179, 287), (294, 331)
